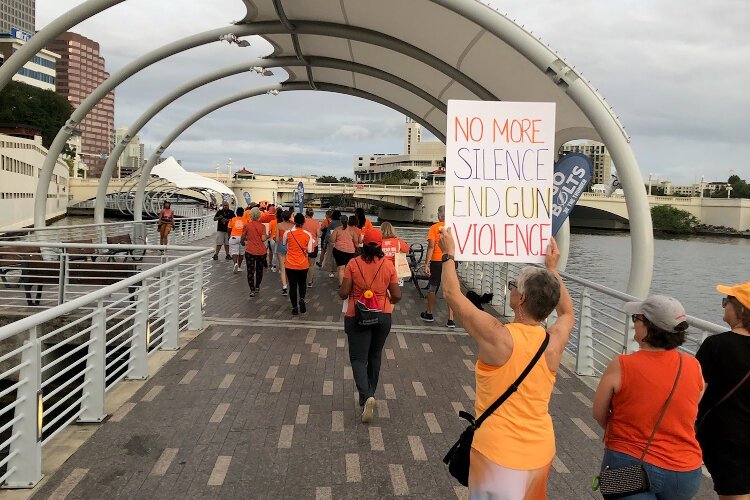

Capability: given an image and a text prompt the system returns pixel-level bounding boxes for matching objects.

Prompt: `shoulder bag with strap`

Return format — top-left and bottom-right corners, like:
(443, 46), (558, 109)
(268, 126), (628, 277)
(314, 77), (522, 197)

(443, 332), (550, 487)
(353, 258), (385, 326)
(596, 353), (683, 499)
(289, 230), (308, 256)
(696, 367), (750, 432)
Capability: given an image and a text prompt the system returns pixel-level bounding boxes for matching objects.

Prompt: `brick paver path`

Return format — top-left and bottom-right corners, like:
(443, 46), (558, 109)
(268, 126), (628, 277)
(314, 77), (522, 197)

(31, 255), (715, 499)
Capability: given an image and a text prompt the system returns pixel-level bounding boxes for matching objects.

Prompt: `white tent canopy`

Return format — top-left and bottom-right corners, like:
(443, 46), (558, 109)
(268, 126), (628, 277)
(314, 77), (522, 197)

(151, 156), (235, 197)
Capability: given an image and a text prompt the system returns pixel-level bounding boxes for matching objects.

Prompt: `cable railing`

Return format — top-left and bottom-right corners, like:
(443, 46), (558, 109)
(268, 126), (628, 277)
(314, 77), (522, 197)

(0, 243), (211, 488)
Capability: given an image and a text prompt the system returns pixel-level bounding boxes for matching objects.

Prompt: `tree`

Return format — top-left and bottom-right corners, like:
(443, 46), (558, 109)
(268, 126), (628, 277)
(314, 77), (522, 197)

(339, 176), (354, 183)
(727, 175), (749, 198)
(651, 205), (699, 234)
(316, 176), (339, 183)
(0, 81), (74, 149)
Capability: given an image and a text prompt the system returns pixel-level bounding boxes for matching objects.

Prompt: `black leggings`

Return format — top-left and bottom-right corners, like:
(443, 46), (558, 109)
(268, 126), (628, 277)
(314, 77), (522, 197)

(344, 314), (392, 407)
(245, 253), (265, 291)
(286, 268), (308, 308)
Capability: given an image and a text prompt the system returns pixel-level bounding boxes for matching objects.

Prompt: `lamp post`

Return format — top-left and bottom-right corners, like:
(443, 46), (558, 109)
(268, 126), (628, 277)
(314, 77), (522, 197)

(78, 152), (108, 179)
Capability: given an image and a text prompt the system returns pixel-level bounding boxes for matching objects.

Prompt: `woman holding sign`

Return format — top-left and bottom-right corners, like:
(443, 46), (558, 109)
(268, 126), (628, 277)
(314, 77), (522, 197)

(438, 229), (574, 498)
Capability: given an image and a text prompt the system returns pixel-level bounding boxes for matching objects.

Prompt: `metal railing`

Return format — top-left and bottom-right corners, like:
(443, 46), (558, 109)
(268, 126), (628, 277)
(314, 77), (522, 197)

(0, 214), (215, 246)
(0, 243), (211, 487)
(70, 199), (209, 219)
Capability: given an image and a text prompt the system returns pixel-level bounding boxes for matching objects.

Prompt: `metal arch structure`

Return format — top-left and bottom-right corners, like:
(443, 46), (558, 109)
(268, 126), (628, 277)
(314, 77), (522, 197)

(2, 0), (652, 303)
(95, 56), (447, 223)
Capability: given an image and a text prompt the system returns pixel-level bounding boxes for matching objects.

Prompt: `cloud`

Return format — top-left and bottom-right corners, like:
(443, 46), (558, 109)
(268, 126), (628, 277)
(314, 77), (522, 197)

(35, 0), (749, 184)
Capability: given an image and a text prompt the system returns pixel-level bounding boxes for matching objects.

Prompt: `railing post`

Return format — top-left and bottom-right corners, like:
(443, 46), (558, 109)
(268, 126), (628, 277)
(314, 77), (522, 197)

(127, 284), (149, 380)
(502, 265), (514, 318)
(58, 252), (68, 306)
(161, 267), (180, 351)
(5, 328), (43, 488)
(576, 289), (596, 376)
(491, 262), (504, 307)
(187, 258), (204, 331)
(624, 315), (639, 354)
(78, 299), (107, 422)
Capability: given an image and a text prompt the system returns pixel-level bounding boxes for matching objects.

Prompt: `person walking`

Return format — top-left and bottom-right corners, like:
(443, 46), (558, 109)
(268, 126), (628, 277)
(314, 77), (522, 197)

(317, 209), (333, 267)
(227, 207), (246, 273)
(329, 215), (359, 285)
(421, 205), (455, 328)
(240, 207), (268, 297)
(275, 210), (293, 296)
(213, 201), (235, 260)
(380, 221), (409, 262)
(157, 200), (174, 247)
(302, 208), (322, 287)
(593, 295), (704, 499)
(268, 208), (280, 272)
(322, 209), (342, 278)
(439, 230), (575, 498)
(355, 207), (374, 232)
(696, 281), (750, 499)
(339, 228), (400, 423)
(349, 215), (363, 249)
(283, 213), (315, 315)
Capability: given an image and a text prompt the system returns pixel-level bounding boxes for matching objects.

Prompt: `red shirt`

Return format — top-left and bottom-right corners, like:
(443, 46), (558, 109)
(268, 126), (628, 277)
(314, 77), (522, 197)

(343, 256), (397, 317)
(302, 217), (321, 248)
(381, 237), (408, 262)
(242, 220), (266, 255)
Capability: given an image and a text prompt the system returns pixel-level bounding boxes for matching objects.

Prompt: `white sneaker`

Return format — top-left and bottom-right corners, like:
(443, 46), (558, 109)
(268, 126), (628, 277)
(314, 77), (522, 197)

(361, 396), (375, 423)
(232, 263), (239, 273)
(329, 273), (335, 278)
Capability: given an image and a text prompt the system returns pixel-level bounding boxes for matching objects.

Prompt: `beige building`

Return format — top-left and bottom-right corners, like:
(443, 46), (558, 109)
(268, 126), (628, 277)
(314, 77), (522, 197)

(0, 33), (58, 91)
(114, 127), (144, 177)
(560, 141), (612, 188)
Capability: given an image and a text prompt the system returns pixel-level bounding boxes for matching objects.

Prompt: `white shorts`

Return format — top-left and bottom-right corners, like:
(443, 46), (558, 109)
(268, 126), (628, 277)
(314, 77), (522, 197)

(228, 236), (242, 256)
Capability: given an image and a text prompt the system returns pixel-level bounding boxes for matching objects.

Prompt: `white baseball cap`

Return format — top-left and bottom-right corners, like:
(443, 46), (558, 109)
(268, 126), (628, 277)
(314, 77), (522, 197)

(623, 295), (688, 333)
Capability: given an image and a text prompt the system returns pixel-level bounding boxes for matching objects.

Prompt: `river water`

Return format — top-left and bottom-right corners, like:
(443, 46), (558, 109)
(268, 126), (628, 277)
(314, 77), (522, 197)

(53, 214), (747, 326)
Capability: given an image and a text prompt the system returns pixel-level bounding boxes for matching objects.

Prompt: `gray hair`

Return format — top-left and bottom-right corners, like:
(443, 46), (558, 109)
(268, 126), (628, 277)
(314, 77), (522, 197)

(516, 266), (561, 321)
(249, 207), (262, 221)
(437, 205), (445, 221)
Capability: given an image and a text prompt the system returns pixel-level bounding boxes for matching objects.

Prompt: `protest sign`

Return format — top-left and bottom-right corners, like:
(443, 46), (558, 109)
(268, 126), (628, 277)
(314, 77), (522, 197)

(296, 181), (304, 212)
(445, 100), (555, 263)
(551, 152), (592, 235)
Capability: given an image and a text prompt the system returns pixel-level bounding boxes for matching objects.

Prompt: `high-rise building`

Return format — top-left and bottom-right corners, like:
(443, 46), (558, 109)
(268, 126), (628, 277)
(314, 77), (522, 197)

(560, 141), (612, 188)
(0, 34), (58, 91)
(114, 127), (144, 177)
(47, 32), (114, 177)
(0, 0), (35, 34)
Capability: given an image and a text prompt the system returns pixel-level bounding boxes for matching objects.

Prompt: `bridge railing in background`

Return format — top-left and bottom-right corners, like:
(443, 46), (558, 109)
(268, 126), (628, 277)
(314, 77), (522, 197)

(392, 226), (724, 377)
(0, 244), (211, 488)
(0, 215), (214, 246)
(70, 199), (209, 219)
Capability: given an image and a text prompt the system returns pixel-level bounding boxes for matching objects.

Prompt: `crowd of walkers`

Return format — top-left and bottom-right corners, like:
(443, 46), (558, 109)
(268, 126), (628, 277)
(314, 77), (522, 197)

(209, 202), (748, 500)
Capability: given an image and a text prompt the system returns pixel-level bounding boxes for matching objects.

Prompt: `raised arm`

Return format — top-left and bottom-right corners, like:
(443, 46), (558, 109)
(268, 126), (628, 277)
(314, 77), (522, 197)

(544, 238), (576, 367)
(438, 228), (513, 366)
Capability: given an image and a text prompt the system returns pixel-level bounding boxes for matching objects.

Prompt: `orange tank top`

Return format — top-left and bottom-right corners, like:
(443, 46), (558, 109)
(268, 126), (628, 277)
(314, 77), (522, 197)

(473, 323), (556, 469)
(606, 350), (703, 471)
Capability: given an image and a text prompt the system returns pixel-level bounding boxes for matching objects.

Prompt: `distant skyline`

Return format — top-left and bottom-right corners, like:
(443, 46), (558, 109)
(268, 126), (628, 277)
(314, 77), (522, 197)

(36, 1), (749, 184)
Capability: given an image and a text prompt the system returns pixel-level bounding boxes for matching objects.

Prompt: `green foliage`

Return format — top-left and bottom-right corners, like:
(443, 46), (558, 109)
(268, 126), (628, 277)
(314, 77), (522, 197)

(339, 176), (354, 183)
(316, 175), (339, 183)
(727, 175), (749, 198)
(0, 81), (73, 149)
(651, 205), (699, 234)
(373, 169), (417, 185)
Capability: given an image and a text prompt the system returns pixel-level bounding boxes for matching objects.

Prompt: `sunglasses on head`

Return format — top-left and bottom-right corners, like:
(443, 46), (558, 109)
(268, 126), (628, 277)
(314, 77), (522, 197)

(508, 280), (517, 290)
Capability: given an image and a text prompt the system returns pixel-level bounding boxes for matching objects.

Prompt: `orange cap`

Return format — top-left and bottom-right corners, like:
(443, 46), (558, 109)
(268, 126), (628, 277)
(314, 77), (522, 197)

(716, 281), (750, 309)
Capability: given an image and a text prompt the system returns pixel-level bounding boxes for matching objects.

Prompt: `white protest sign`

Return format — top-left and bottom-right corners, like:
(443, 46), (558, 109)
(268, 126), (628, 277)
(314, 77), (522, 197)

(445, 100), (555, 263)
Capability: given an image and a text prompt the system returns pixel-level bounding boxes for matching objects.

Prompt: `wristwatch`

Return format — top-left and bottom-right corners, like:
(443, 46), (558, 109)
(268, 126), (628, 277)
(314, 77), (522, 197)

(441, 254), (455, 263)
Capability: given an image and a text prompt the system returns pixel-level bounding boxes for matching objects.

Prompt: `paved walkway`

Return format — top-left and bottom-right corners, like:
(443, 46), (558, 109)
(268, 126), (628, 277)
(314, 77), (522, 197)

(30, 254), (715, 499)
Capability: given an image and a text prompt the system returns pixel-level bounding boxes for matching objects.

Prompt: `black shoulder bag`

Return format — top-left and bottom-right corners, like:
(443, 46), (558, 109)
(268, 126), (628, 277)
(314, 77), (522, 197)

(443, 332), (550, 486)
(596, 353), (683, 499)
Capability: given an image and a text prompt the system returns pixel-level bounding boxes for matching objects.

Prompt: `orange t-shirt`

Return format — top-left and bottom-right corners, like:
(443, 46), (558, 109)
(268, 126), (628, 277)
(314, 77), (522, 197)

(268, 219), (278, 241)
(302, 217), (321, 248)
(322, 217), (331, 229)
(473, 323), (556, 469)
(350, 226), (363, 245)
(362, 219), (374, 232)
(427, 221), (444, 262)
(242, 220), (266, 256)
(605, 350), (703, 471)
(241, 210), (251, 225)
(381, 237), (408, 262)
(283, 227), (314, 270)
(259, 211), (275, 224)
(227, 216), (245, 237)
(343, 256), (398, 316)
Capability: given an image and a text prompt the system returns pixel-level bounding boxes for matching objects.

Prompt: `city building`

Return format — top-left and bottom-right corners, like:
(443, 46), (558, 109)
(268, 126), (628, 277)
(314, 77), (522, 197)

(0, 0), (35, 34)
(560, 140), (612, 188)
(47, 32), (114, 178)
(0, 31), (58, 91)
(114, 127), (144, 177)
(354, 119), (445, 184)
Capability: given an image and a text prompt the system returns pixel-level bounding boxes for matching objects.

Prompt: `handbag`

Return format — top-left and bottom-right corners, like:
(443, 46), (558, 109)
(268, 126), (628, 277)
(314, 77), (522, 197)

(394, 252), (412, 280)
(596, 353), (683, 499)
(353, 259), (384, 327)
(443, 332), (550, 487)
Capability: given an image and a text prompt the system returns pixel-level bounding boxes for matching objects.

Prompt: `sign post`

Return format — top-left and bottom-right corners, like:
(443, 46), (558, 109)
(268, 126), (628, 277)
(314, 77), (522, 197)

(445, 100), (556, 263)
(297, 181), (304, 213)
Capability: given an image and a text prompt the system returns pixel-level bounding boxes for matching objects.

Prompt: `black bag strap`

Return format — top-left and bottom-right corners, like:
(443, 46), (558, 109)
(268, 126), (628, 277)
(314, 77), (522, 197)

(461, 332), (550, 429)
(639, 353), (683, 462)
(697, 366), (750, 431)
(354, 257), (384, 292)
(289, 229), (307, 255)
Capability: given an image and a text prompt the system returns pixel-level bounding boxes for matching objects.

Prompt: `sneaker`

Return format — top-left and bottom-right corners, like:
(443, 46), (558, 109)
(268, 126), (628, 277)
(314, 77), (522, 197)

(315, 262), (322, 268)
(329, 273), (335, 278)
(361, 396), (375, 423)
(420, 311), (434, 322)
(282, 287), (288, 296)
(271, 266), (277, 272)
(232, 263), (239, 273)
(446, 320), (456, 329)
(307, 282), (313, 288)
(291, 307), (298, 316)
(299, 300), (306, 314)
(212, 254), (218, 260)
(225, 254), (232, 260)
(249, 290), (255, 297)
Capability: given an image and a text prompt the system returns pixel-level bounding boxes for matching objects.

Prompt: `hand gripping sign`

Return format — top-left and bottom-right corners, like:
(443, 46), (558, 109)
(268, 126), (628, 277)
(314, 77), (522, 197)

(551, 152), (593, 236)
(445, 100), (556, 263)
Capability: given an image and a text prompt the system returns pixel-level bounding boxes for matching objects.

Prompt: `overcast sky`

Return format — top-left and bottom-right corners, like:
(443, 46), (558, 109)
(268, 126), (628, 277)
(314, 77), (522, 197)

(37, 1), (749, 184)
